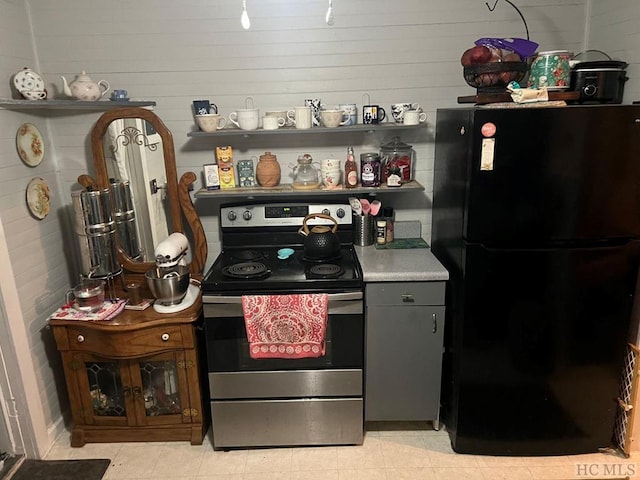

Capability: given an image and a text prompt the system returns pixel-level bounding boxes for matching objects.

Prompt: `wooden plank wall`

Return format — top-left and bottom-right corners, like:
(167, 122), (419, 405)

(11, 0), (640, 452)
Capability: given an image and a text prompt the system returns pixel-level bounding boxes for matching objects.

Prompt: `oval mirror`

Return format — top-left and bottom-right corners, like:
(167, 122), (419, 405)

(90, 107), (206, 275)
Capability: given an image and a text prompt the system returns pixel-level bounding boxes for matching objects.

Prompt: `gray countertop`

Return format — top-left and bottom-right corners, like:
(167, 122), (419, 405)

(354, 244), (449, 282)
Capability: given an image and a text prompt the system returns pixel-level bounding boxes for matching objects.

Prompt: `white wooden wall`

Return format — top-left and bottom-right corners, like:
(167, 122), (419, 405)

(4, 0), (639, 456)
(587, 1), (640, 103)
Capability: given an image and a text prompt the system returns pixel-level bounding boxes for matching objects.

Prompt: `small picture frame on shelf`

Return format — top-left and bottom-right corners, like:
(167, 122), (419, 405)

(236, 159), (256, 187)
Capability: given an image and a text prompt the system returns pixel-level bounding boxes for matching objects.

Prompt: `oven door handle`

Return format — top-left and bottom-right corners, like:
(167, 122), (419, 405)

(202, 291), (363, 304)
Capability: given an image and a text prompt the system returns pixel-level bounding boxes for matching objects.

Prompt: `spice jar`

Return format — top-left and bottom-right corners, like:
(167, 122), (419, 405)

(380, 137), (415, 184)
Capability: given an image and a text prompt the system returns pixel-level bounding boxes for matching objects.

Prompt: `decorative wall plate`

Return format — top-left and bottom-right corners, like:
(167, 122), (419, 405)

(13, 67), (45, 93)
(16, 123), (44, 167)
(26, 177), (51, 220)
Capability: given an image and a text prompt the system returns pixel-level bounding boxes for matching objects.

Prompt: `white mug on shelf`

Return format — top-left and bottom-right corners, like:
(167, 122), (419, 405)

(262, 116), (286, 130)
(229, 108), (260, 130)
(403, 110), (427, 125)
(287, 106), (312, 129)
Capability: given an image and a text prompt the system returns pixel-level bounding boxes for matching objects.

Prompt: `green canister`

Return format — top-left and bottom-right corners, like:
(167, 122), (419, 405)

(527, 50), (573, 90)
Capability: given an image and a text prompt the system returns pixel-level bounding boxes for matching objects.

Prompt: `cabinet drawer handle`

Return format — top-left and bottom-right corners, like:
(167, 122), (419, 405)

(76, 334), (85, 343)
(401, 294), (414, 303)
(161, 333), (170, 341)
(432, 313), (438, 334)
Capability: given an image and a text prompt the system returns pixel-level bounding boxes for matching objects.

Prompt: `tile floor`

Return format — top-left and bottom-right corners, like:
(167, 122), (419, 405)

(44, 422), (639, 480)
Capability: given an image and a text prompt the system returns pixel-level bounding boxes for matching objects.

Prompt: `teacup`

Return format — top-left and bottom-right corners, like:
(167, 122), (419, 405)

(265, 110), (290, 126)
(262, 116), (286, 130)
(403, 110), (427, 125)
(287, 106), (312, 129)
(321, 168), (342, 188)
(22, 90), (47, 100)
(320, 109), (348, 128)
(196, 114), (227, 132)
(111, 89), (128, 101)
(229, 108), (260, 130)
(65, 278), (105, 313)
(390, 103), (420, 123)
(321, 158), (340, 169)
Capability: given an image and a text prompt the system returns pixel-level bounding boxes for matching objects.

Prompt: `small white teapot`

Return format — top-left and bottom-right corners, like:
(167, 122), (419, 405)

(61, 71), (110, 101)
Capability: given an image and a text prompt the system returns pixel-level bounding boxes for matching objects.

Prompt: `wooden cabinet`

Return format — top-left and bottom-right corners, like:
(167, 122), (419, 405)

(50, 299), (206, 447)
(365, 282), (445, 426)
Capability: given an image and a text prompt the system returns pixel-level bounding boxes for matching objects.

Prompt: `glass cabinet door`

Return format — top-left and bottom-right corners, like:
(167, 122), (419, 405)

(138, 357), (182, 417)
(85, 360), (126, 417)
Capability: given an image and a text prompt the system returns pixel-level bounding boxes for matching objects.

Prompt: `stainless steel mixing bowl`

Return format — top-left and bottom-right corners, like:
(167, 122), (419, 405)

(145, 265), (190, 306)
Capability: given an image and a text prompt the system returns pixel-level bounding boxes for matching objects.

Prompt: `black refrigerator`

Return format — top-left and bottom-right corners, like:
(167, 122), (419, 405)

(431, 105), (640, 456)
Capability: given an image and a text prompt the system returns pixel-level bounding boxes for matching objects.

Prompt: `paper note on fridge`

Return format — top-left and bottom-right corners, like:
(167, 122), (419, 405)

(480, 138), (495, 171)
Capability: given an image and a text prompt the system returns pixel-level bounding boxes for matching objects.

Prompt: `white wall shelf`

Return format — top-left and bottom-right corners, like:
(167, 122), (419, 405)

(0, 99), (156, 110)
(194, 180), (424, 199)
(187, 122), (427, 138)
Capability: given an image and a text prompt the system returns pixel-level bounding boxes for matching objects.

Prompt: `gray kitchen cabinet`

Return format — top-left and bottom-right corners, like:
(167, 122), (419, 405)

(365, 282), (445, 426)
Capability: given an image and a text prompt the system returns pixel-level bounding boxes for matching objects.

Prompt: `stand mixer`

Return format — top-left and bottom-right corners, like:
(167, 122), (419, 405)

(148, 233), (200, 313)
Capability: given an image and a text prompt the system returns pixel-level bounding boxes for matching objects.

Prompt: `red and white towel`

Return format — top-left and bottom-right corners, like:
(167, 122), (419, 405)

(241, 294), (329, 359)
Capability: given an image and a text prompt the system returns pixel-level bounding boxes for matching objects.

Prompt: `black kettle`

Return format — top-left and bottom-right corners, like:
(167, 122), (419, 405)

(298, 213), (341, 259)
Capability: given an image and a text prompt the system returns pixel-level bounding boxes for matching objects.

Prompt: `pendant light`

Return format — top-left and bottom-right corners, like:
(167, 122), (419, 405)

(241, 0), (251, 30)
(326, 0), (334, 25)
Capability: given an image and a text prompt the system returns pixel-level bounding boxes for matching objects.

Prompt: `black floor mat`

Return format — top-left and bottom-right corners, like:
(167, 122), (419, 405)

(10, 458), (110, 480)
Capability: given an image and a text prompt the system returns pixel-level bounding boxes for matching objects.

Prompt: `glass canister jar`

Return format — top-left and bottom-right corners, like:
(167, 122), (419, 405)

(379, 137), (415, 184)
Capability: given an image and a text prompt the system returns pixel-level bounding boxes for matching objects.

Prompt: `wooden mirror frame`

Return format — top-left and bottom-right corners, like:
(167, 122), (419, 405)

(90, 107), (207, 275)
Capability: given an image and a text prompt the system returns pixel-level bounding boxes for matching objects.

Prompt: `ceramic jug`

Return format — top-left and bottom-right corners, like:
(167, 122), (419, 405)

(256, 152), (281, 187)
(61, 71), (110, 101)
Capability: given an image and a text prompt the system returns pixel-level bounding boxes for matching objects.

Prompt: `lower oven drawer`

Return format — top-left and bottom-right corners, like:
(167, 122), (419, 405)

(209, 369), (362, 399)
(211, 398), (363, 448)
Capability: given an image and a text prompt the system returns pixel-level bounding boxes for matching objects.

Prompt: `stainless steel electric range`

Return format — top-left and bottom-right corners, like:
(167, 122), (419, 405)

(201, 202), (364, 449)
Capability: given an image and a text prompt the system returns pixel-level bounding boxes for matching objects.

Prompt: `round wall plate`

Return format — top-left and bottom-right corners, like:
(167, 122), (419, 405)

(16, 123), (44, 167)
(26, 177), (51, 220)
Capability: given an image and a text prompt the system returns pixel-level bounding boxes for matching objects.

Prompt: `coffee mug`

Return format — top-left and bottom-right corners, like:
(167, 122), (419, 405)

(65, 278), (105, 312)
(391, 102), (420, 123)
(193, 99), (218, 115)
(196, 114), (227, 132)
(22, 90), (47, 100)
(363, 105), (386, 124)
(287, 106), (312, 129)
(320, 109), (348, 128)
(304, 99), (322, 127)
(339, 103), (357, 125)
(111, 89), (128, 101)
(262, 116), (286, 130)
(403, 110), (427, 125)
(229, 108), (260, 130)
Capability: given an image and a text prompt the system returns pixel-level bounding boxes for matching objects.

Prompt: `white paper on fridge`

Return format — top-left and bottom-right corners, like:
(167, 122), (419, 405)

(480, 138), (495, 171)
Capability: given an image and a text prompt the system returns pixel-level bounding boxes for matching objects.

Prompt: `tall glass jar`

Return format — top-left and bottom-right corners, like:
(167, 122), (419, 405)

(379, 137), (415, 184)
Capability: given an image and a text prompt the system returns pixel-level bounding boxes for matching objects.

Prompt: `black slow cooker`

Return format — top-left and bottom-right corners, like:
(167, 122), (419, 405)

(570, 60), (628, 104)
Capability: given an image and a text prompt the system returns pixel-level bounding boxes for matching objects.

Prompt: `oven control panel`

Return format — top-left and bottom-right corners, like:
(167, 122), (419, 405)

(221, 203), (352, 228)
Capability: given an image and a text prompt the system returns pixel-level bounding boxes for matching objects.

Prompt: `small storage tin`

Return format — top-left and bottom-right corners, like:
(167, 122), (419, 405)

(527, 50), (573, 90)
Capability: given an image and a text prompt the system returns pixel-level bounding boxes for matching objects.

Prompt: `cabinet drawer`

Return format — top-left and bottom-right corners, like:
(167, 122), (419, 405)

(366, 282), (445, 306)
(65, 325), (185, 357)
